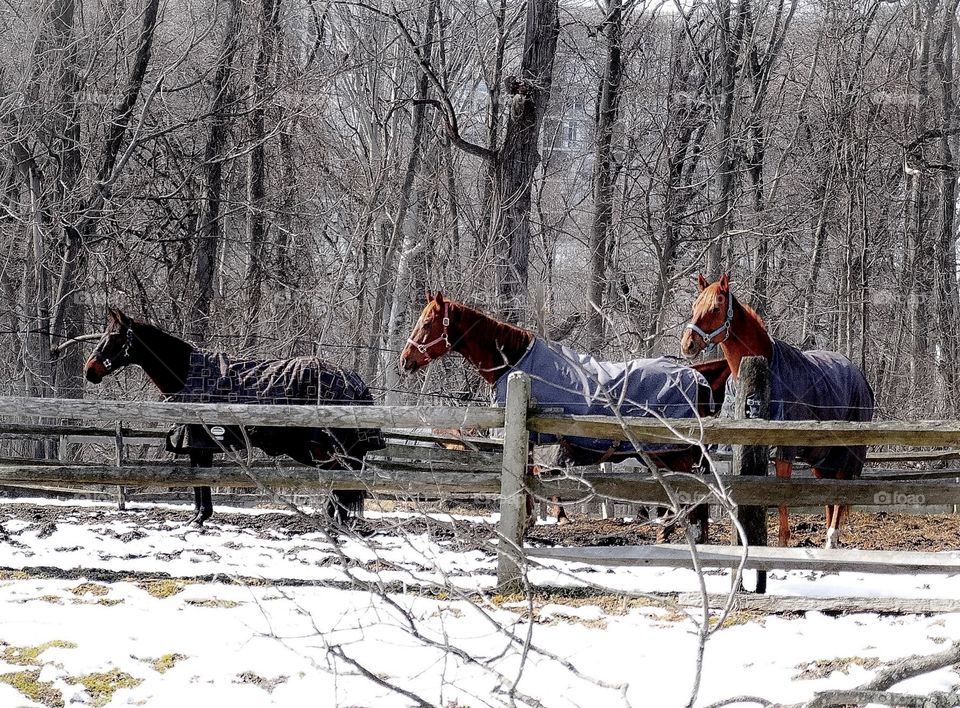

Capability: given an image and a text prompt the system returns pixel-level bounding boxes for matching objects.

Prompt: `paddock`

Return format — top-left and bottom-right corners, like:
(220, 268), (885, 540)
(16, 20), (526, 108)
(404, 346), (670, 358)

(0, 357), (958, 601)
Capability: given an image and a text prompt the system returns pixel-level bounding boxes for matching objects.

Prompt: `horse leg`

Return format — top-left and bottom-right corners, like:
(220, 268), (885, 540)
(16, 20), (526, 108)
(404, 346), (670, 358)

(823, 502), (835, 548)
(327, 490), (364, 526)
(775, 459), (792, 546)
(825, 503), (848, 549)
(824, 504), (838, 549)
(550, 496), (568, 525)
(690, 503), (709, 545)
(657, 518), (675, 544)
(189, 450), (214, 526)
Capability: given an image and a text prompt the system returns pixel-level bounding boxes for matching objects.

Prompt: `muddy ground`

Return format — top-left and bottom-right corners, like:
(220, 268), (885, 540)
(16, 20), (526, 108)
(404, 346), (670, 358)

(0, 500), (956, 553)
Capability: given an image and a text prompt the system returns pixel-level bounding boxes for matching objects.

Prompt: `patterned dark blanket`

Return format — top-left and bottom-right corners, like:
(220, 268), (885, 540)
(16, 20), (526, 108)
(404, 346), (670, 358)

(166, 352), (384, 467)
(493, 337), (709, 453)
(723, 339), (874, 475)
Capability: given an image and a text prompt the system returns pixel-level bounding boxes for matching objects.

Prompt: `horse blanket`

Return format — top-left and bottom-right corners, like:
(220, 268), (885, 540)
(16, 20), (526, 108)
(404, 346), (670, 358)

(723, 339), (874, 475)
(166, 352), (384, 467)
(493, 337), (709, 454)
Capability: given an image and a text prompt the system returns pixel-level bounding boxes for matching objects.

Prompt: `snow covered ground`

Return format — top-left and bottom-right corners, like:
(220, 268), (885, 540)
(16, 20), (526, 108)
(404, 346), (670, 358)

(0, 497), (957, 707)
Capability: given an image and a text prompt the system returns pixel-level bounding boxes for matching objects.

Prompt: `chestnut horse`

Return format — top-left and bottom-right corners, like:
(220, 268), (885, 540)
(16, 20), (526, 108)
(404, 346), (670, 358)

(400, 291), (731, 541)
(681, 274), (874, 548)
(84, 307), (383, 525)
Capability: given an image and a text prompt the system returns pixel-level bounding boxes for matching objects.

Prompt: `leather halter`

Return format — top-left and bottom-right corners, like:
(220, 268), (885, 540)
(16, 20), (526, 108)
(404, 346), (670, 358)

(407, 302), (451, 361)
(685, 294), (734, 350)
(93, 326), (135, 372)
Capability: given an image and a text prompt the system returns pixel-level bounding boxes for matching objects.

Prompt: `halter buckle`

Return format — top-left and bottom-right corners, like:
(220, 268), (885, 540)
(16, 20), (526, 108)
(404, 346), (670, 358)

(685, 294), (734, 348)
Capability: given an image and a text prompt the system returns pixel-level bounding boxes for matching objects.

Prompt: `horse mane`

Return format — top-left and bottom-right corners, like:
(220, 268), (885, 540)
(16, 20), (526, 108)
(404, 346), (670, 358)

(734, 295), (767, 334)
(127, 317), (196, 394)
(443, 298), (534, 383)
(449, 299), (533, 351)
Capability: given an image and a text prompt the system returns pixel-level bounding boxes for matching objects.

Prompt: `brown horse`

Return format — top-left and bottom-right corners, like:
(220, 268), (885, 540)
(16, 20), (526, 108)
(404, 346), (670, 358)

(400, 291), (731, 541)
(681, 274), (874, 548)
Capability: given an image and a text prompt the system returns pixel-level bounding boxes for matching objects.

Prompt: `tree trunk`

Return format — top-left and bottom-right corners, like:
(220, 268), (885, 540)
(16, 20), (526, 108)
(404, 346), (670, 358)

(491, 0), (560, 323)
(193, 0), (242, 345)
(705, 0), (746, 278)
(244, 0), (281, 348)
(586, 0), (624, 352)
(382, 0), (439, 404)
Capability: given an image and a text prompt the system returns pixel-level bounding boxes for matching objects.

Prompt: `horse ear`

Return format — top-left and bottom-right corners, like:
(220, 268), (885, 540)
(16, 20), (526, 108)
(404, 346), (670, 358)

(697, 274), (709, 292)
(435, 291), (444, 307)
(718, 273), (730, 292)
(110, 307), (131, 326)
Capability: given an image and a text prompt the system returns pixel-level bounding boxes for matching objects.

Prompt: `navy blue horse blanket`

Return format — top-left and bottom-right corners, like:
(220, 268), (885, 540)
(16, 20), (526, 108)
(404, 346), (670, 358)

(724, 339), (874, 475)
(493, 337), (709, 454)
(166, 352), (384, 467)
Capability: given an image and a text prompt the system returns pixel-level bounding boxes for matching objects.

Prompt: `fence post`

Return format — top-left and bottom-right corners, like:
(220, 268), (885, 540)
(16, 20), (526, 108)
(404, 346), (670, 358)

(731, 356), (770, 594)
(114, 423), (126, 511)
(497, 371), (531, 594)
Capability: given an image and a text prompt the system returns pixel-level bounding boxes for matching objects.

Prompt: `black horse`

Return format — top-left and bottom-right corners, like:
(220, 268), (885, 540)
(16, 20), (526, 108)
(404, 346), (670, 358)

(84, 307), (384, 525)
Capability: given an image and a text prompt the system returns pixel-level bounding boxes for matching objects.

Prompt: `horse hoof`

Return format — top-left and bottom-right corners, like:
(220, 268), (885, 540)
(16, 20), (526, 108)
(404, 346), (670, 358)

(824, 528), (839, 549)
(556, 516), (570, 526)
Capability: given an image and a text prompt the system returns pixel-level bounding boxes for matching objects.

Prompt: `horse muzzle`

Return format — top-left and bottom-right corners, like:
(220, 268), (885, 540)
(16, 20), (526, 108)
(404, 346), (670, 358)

(399, 351), (421, 374)
(680, 331), (703, 359)
(84, 358), (106, 384)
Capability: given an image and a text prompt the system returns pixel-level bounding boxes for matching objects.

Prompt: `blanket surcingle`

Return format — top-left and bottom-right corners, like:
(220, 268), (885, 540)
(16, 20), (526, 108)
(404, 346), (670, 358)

(724, 339), (874, 475)
(493, 337), (709, 454)
(166, 352), (384, 466)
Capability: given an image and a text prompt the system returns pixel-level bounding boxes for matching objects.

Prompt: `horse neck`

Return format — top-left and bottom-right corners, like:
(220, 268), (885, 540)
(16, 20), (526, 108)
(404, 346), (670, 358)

(720, 298), (773, 377)
(449, 304), (534, 384)
(130, 322), (195, 395)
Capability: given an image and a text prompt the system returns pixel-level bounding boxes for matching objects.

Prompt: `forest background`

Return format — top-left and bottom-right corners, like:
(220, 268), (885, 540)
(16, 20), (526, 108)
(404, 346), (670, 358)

(1, 0), (953, 439)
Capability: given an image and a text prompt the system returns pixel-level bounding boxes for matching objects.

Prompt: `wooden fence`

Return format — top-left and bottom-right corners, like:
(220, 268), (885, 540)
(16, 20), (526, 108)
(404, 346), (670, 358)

(0, 357), (958, 593)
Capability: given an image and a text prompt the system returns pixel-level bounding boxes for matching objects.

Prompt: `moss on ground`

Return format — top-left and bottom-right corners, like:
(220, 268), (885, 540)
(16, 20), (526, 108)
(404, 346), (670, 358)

(0, 669), (63, 707)
(184, 599), (239, 609)
(66, 669), (142, 707)
(794, 656), (881, 680)
(70, 583), (109, 597)
(2, 639), (77, 666)
(147, 654), (186, 674)
(136, 580), (183, 599)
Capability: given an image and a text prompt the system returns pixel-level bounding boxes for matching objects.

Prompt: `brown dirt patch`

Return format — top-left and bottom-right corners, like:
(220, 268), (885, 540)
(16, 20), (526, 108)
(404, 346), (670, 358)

(0, 500), (956, 551)
(529, 511), (960, 551)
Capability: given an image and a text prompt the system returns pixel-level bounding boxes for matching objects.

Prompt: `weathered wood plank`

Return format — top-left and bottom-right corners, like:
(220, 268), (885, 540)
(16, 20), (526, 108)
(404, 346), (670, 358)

(498, 372), (532, 592)
(385, 430), (503, 451)
(378, 443), (501, 468)
(0, 466), (956, 505)
(732, 356), (769, 596)
(0, 397), (505, 430)
(0, 483), (109, 496)
(674, 593), (960, 615)
(0, 423), (166, 438)
(867, 449), (960, 463)
(63, 436), (163, 446)
(528, 414), (960, 447)
(0, 464), (505, 493)
(532, 474), (960, 506)
(526, 544), (960, 574)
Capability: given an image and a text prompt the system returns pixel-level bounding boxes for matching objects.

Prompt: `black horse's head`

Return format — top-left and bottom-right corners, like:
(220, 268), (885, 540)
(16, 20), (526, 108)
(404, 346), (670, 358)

(85, 307), (136, 384)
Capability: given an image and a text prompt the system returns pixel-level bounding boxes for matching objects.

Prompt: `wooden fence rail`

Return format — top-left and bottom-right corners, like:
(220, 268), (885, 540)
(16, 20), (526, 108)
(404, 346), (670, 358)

(2, 383), (960, 591)
(526, 545), (960, 575)
(4, 395), (960, 447)
(0, 397), (504, 430)
(0, 466), (954, 505)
